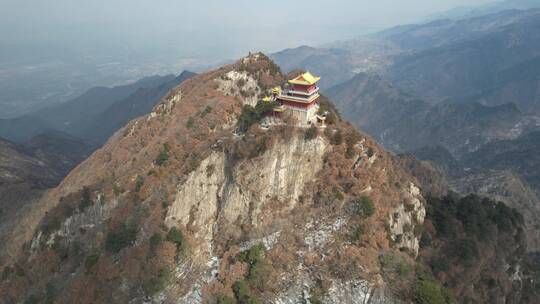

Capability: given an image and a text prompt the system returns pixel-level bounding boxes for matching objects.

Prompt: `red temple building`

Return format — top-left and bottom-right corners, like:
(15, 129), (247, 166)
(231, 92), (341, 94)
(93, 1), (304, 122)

(274, 72), (324, 126)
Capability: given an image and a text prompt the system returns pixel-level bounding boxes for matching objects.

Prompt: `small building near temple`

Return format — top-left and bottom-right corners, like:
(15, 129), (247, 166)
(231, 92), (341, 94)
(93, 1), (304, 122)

(274, 72), (324, 126)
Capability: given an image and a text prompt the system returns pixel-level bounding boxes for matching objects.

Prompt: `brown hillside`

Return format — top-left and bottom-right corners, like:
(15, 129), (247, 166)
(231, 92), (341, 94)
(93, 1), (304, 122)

(1, 53), (533, 304)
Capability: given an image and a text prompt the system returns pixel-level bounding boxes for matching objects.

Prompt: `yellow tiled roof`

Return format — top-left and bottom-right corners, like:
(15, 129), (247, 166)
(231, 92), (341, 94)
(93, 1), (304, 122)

(288, 72), (321, 85)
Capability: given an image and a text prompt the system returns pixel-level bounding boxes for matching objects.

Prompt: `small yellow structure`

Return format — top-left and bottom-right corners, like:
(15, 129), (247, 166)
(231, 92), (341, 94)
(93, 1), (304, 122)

(271, 87), (282, 95)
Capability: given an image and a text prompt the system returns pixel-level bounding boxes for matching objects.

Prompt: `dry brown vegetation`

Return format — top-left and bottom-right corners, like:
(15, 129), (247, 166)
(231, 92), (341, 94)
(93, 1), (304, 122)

(2, 53), (532, 304)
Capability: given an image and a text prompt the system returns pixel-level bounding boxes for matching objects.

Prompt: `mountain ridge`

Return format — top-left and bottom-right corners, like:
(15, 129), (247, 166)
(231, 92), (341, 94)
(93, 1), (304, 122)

(0, 71), (196, 144)
(426, 0), (540, 21)
(1, 53), (537, 304)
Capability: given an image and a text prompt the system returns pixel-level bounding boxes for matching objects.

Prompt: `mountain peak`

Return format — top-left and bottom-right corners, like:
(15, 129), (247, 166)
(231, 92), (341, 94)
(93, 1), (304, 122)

(0, 54), (429, 303)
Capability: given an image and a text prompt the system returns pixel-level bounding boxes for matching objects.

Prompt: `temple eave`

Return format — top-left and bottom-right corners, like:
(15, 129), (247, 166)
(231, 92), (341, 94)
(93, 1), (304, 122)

(277, 93), (320, 104)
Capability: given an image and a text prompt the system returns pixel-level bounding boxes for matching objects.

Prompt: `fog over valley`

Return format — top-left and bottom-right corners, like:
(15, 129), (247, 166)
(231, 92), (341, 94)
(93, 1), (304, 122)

(1, 0), (495, 117)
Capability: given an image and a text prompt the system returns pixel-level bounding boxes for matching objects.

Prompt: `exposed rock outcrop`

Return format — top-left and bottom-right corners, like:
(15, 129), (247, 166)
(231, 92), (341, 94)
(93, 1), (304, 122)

(388, 183), (425, 257)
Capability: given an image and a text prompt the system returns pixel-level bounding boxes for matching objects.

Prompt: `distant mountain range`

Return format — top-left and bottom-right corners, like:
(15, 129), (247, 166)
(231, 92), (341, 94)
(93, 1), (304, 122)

(386, 9), (540, 111)
(271, 7), (540, 157)
(427, 0), (540, 21)
(274, 9), (540, 106)
(0, 71), (196, 144)
(325, 73), (533, 157)
(272, 7), (540, 250)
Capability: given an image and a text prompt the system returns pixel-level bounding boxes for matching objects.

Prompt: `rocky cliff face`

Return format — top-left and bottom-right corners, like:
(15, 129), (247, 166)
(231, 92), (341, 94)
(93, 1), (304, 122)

(0, 54), (534, 304)
(165, 135), (327, 258)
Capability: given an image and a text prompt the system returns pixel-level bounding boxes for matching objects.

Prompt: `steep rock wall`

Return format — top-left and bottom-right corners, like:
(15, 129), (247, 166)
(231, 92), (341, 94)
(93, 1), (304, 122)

(388, 183), (425, 256)
(165, 135), (327, 258)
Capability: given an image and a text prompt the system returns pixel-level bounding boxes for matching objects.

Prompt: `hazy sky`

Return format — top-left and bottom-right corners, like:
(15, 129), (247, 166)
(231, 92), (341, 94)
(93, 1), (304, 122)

(1, 0), (497, 60)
